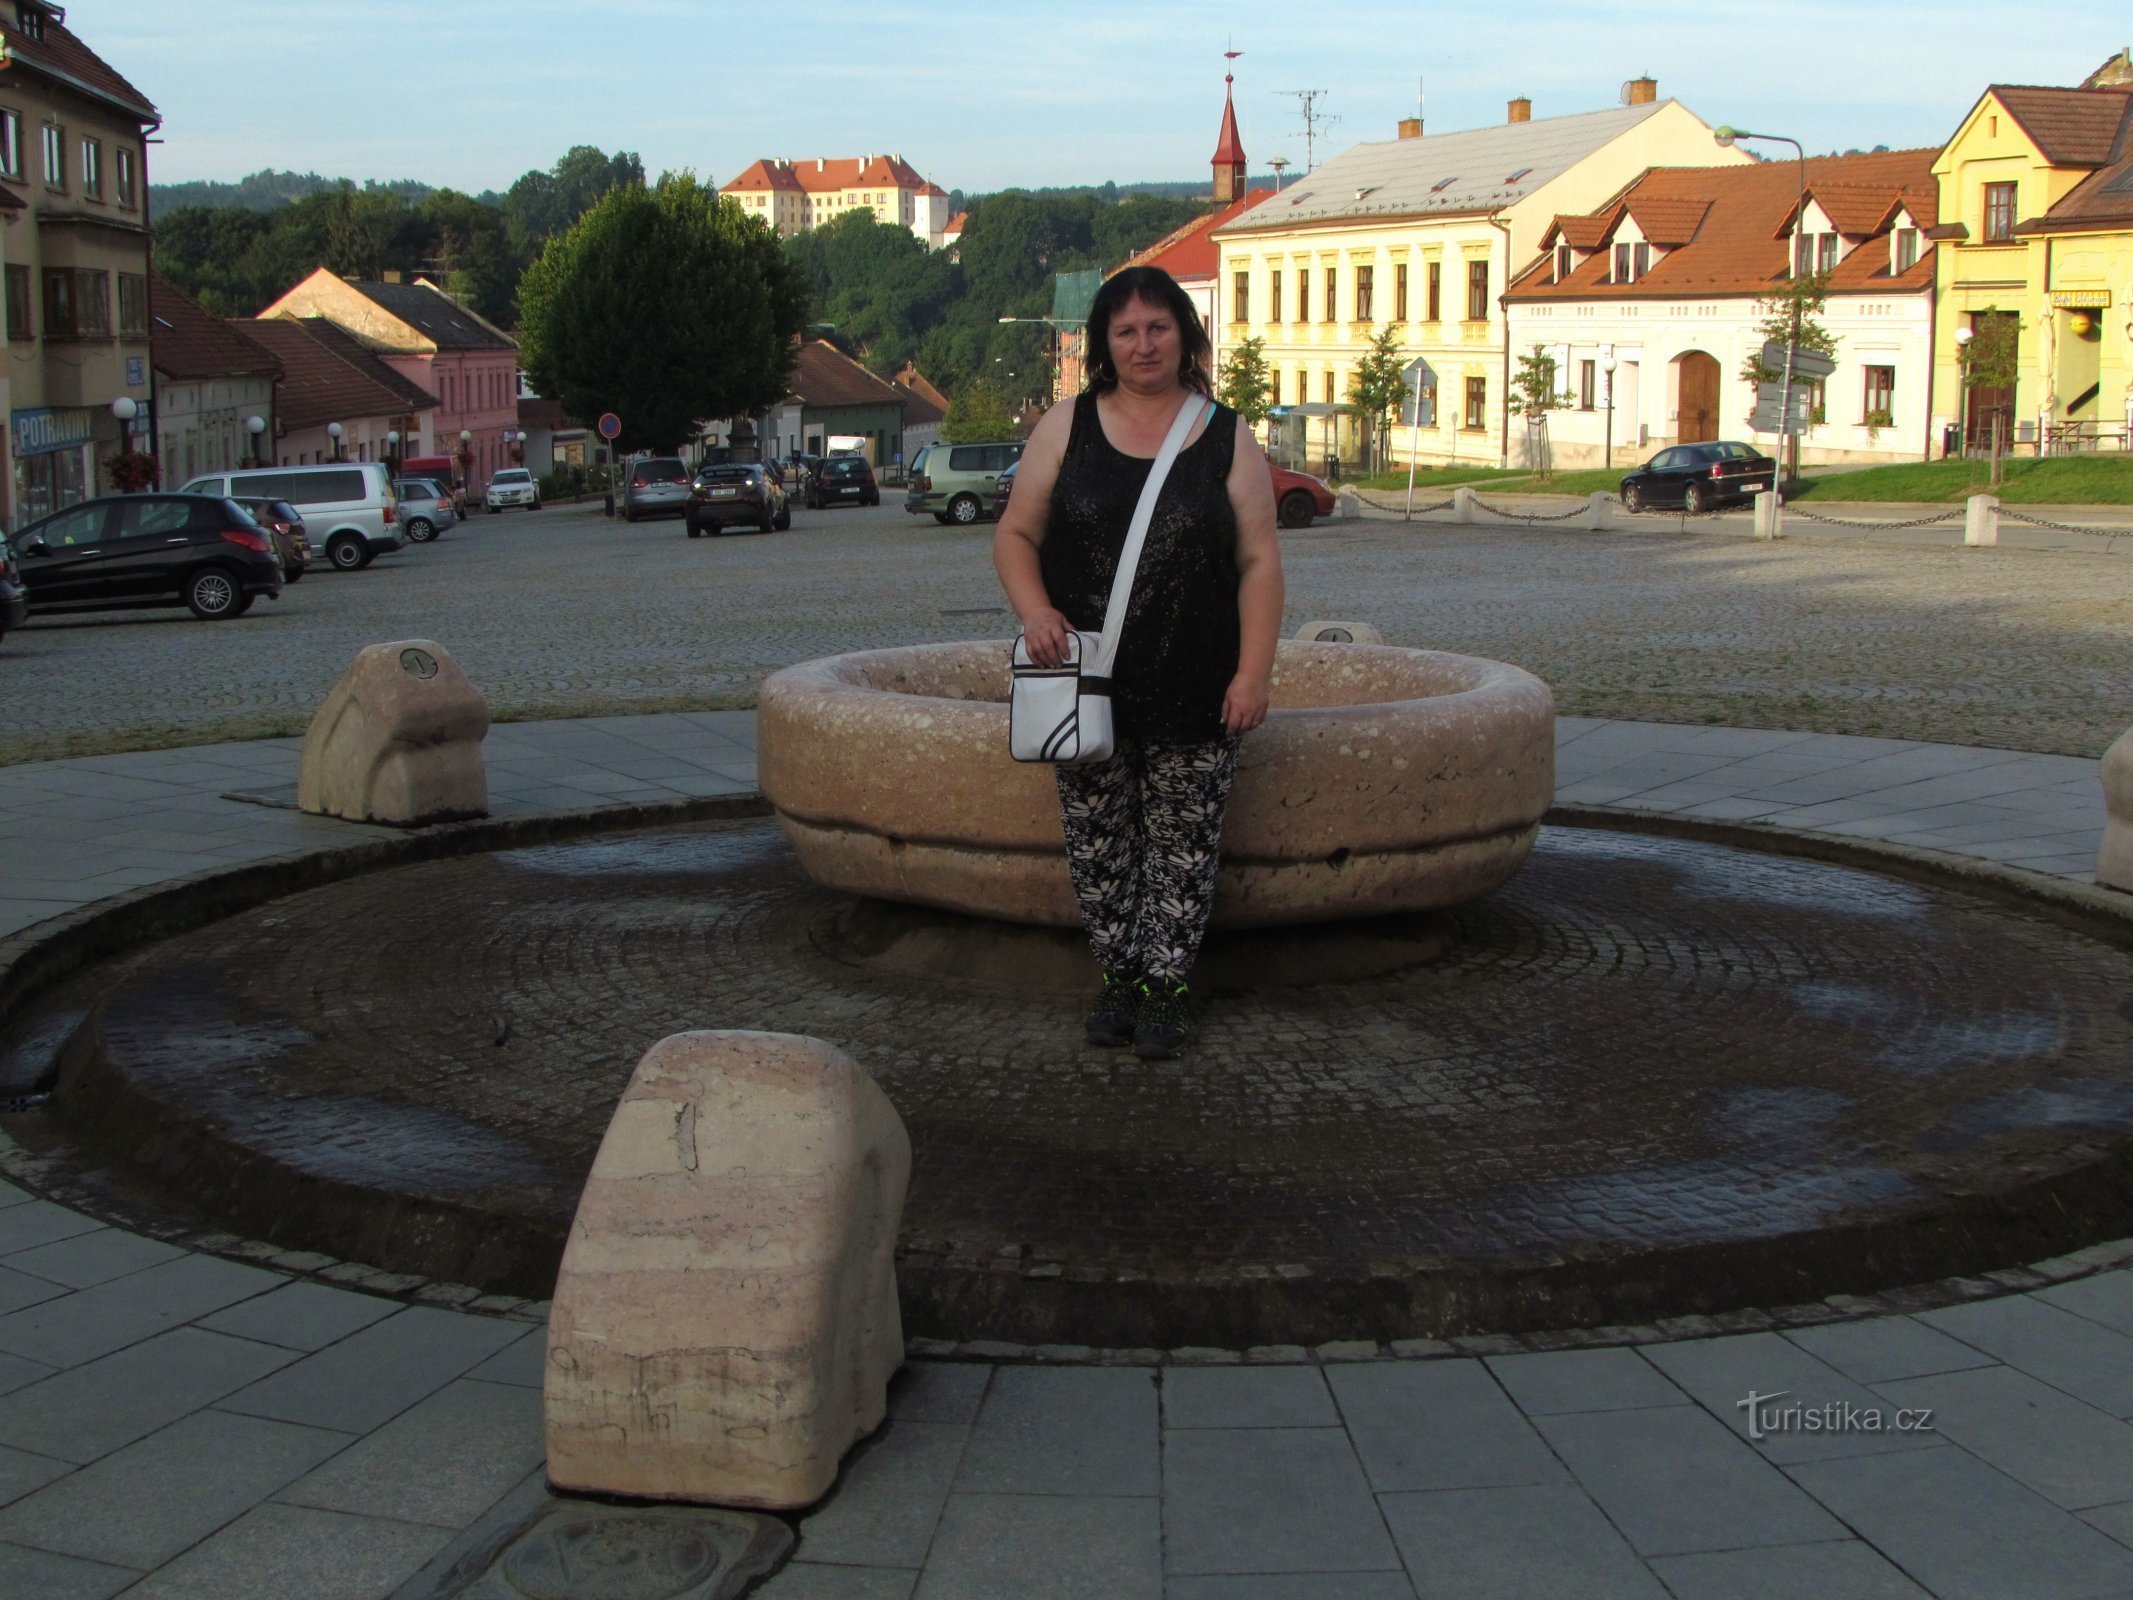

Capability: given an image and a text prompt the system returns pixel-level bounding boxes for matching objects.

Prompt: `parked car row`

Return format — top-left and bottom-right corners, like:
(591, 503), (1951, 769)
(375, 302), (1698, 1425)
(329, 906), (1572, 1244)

(903, 437), (1342, 531)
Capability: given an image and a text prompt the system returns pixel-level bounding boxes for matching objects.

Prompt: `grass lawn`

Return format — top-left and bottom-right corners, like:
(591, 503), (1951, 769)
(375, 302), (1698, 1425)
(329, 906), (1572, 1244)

(1349, 465), (1536, 493)
(1787, 455), (2133, 504)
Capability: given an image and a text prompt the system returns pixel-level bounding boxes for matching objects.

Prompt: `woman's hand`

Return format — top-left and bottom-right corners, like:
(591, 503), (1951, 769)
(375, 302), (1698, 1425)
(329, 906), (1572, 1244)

(1018, 606), (1074, 668)
(1221, 671), (1271, 736)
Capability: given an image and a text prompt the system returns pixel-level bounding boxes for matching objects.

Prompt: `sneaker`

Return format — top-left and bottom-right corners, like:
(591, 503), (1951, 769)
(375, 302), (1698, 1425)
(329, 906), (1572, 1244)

(1083, 973), (1140, 1048)
(1133, 982), (1197, 1060)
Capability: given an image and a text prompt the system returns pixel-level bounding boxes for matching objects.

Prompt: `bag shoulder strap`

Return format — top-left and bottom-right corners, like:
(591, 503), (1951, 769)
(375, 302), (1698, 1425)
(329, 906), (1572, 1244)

(1089, 394), (1215, 677)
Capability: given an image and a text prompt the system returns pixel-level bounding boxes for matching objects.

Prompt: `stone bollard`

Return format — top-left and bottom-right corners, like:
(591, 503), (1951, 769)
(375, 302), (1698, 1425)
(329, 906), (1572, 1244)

(1965, 493), (2000, 547)
(1452, 485), (1478, 525)
(2101, 728), (2133, 893)
(1335, 488), (1360, 521)
(1585, 491), (1613, 533)
(545, 1031), (911, 1510)
(1752, 489), (1784, 542)
(1294, 619), (1386, 645)
(296, 640), (488, 826)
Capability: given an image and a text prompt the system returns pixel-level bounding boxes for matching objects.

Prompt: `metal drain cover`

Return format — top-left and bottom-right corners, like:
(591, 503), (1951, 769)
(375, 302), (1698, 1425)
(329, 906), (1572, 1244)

(452, 1502), (791, 1600)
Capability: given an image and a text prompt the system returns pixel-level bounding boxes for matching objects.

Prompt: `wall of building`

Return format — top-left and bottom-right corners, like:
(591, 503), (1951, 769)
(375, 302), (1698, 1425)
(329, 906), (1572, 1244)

(155, 374), (275, 484)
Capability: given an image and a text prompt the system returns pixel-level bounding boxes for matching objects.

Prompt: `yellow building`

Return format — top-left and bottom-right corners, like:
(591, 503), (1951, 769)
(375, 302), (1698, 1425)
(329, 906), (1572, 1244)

(1211, 79), (1747, 471)
(1929, 63), (2133, 450)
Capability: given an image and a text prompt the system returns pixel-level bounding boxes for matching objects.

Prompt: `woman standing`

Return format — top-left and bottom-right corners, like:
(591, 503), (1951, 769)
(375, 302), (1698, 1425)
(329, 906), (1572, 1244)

(993, 266), (1284, 1059)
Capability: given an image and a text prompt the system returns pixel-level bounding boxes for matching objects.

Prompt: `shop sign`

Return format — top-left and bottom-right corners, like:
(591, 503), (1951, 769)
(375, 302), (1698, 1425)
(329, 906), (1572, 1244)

(11, 406), (97, 458)
(2050, 290), (2111, 309)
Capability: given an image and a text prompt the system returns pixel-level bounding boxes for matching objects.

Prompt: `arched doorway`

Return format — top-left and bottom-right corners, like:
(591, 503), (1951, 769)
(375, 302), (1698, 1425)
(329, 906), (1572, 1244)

(1673, 351), (1720, 443)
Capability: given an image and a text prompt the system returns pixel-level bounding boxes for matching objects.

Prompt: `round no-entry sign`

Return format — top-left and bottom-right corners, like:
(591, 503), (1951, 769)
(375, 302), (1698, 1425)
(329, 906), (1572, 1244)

(596, 412), (622, 440)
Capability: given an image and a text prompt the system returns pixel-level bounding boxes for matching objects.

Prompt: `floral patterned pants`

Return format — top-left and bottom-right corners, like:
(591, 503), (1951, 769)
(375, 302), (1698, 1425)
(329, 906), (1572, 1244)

(1055, 736), (1239, 987)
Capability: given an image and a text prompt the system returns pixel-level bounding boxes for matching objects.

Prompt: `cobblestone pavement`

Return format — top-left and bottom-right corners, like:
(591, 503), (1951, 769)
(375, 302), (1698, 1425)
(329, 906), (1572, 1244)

(4, 498), (2130, 765)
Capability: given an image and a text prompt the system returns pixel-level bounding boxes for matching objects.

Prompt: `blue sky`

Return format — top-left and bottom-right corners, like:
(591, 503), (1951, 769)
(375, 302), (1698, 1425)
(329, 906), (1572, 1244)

(100, 1), (2103, 195)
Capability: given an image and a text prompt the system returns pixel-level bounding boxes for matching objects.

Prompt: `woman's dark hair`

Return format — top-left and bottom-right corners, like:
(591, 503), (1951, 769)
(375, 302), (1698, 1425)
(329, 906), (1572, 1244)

(1083, 266), (1214, 396)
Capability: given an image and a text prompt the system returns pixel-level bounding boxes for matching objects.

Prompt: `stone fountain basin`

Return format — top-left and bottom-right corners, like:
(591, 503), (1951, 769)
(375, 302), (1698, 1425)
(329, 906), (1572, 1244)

(758, 640), (1555, 928)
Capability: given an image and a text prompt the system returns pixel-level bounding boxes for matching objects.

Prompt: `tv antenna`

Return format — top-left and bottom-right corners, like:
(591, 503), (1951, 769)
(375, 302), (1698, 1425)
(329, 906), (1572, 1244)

(1276, 88), (1337, 173)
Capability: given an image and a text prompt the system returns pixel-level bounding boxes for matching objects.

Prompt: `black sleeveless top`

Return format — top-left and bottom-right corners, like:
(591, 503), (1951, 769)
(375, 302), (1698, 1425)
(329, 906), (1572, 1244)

(1040, 392), (1241, 743)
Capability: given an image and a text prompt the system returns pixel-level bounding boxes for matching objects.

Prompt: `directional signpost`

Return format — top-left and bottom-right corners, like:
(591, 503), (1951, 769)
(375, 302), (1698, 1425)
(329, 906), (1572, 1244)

(1751, 343), (1834, 436)
(597, 413), (622, 516)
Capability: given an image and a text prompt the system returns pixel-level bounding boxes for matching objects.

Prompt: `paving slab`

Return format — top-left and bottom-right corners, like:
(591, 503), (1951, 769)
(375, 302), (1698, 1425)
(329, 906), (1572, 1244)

(217, 1306), (525, 1434)
(1484, 1348), (1689, 1416)
(0, 1202), (105, 1257)
(1787, 1444), (2133, 1600)
(756, 1564), (919, 1600)
(888, 1362), (992, 1426)
(1536, 1404), (1846, 1557)
(914, 1493), (1160, 1600)
(460, 1328), (545, 1389)
(0, 1252), (286, 1368)
(2038, 1272), (2133, 1338)
(1920, 1296), (2133, 1416)
(0, 1441), (68, 1508)
(1327, 1361), (1567, 1492)
(1642, 1331), (1943, 1463)
(0, 1406), (349, 1568)
(1166, 1576), (1417, 1600)
(1782, 1315), (2001, 1385)
(1163, 1365), (1337, 1430)
(1876, 1365), (2133, 1511)
(116, 1500), (450, 1600)
(275, 1377), (540, 1530)
(1646, 1538), (1933, 1599)
(195, 1280), (402, 1353)
(795, 1420), (969, 1570)
(0, 1265), (66, 1318)
(0, 1539), (136, 1599)
(953, 1366), (1157, 1498)
(0, 1227), (186, 1289)
(0, 1327), (297, 1464)
(1378, 1482), (1666, 1600)
(1162, 1427), (1398, 1577)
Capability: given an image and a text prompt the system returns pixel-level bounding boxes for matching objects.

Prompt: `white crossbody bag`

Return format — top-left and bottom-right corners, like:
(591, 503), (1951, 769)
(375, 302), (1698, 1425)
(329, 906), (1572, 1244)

(1009, 394), (1212, 765)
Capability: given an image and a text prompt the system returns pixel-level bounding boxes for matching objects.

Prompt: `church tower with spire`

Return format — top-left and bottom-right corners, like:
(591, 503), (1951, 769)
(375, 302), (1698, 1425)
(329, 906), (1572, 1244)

(1212, 68), (1247, 203)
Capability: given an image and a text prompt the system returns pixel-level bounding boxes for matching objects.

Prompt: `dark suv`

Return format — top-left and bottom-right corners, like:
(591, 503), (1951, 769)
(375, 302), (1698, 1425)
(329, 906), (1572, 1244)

(14, 494), (284, 620)
(686, 465), (790, 536)
(1619, 441), (1776, 514)
(808, 455), (880, 509)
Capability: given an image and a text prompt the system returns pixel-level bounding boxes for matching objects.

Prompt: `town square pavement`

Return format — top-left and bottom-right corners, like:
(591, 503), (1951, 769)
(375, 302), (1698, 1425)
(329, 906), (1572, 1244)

(0, 500), (2130, 1596)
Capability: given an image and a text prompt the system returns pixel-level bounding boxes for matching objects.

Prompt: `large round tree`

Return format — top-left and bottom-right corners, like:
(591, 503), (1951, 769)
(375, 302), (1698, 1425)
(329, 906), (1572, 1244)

(517, 173), (809, 453)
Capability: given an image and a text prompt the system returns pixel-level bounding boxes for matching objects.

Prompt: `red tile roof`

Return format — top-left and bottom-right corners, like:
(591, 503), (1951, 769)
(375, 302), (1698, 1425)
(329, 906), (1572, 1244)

(944, 212), (969, 234)
(892, 364), (951, 418)
(237, 319), (438, 431)
(2023, 153), (2133, 232)
(0, 6), (156, 121)
(1990, 85), (2133, 166)
(723, 154), (931, 196)
(786, 341), (908, 411)
(151, 274), (280, 381)
(1123, 189), (1279, 283)
(1510, 149), (1940, 303)
(1622, 195), (1709, 246)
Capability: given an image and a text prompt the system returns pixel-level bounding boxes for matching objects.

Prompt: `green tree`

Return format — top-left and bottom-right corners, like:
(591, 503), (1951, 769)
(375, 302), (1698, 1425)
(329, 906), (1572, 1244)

(1738, 271), (1839, 386)
(1957, 308), (2021, 483)
(1217, 335), (1274, 426)
(517, 174), (810, 453)
(1345, 326), (1409, 474)
(940, 382), (1019, 443)
(1508, 344), (1562, 476)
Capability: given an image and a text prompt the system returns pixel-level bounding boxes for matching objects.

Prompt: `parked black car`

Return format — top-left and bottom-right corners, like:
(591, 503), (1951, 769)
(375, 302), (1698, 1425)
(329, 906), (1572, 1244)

(685, 465), (790, 536)
(807, 455), (880, 509)
(0, 530), (27, 643)
(14, 494), (283, 620)
(1619, 441), (1777, 514)
(232, 497), (311, 583)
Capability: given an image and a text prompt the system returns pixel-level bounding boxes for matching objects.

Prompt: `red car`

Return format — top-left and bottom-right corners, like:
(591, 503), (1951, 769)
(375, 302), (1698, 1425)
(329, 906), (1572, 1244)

(1271, 463), (1336, 529)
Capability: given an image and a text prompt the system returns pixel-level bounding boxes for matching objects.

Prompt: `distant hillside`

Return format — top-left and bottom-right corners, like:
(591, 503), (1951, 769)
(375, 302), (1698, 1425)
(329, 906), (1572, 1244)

(148, 169), (477, 218)
(948, 174), (1287, 211)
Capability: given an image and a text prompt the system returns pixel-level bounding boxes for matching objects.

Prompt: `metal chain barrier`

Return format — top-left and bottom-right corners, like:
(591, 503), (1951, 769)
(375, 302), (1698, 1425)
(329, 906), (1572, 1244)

(1786, 506), (1966, 530)
(1998, 508), (2130, 539)
(1473, 498), (1592, 523)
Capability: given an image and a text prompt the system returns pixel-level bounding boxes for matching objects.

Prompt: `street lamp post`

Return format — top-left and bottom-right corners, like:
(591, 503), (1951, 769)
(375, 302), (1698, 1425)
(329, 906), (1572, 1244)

(1714, 125), (1807, 503)
(459, 429), (474, 499)
(384, 429), (400, 479)
(1600, 348), (1617, 472)
(326, 421), (344, 463)
(245, 415), (266, 467)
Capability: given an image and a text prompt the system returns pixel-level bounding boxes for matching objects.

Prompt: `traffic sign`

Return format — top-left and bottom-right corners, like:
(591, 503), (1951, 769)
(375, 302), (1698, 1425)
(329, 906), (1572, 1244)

(596, 412), (622, 440)
(1760, 341), (1835, 382)
(1399, 357), (1437, 427)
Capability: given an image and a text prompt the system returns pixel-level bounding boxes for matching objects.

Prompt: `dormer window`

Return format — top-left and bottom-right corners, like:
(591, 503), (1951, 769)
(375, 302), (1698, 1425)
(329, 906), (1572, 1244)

(1817, 233), (1839, 273)
(1893, 227), (1919, 273)
(1611, 241), (1650, 284)
(16, 4), (44, 42)
(1791, 231), (1839, 277)
(1555, 243), (1573, 282)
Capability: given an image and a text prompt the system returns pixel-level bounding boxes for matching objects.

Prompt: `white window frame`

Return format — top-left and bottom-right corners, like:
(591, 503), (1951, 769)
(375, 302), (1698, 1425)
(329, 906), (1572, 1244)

(0, 110), (19, 180)
(80, 135), (100, 200)
(41, 121), (63, 191)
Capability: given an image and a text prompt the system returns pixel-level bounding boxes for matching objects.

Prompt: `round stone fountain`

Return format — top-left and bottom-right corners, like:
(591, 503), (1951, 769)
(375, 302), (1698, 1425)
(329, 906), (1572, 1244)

(757, 639), (1556, 929)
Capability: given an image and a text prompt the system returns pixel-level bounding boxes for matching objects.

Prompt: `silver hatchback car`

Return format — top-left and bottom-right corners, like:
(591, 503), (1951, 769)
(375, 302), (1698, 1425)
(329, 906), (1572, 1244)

(621, 457), (691, 522)
(393, 479), (459, 542)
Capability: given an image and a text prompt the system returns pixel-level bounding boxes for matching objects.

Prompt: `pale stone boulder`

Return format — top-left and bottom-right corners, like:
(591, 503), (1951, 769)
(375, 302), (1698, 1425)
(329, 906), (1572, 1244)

(544, 1031), (911, 1510)
(2101, 727), (2133, 892)
(297, 640), (488, 826)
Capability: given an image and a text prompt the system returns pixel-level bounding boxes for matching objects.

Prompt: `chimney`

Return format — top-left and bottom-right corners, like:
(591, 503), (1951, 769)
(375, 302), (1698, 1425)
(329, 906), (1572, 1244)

(1397, 117), (1424, 140)
(1508, 97), (1532, 124)
(1626, 76), (1657, 105)
(816, 158), (825, 172)
(382, 270), (403, 284)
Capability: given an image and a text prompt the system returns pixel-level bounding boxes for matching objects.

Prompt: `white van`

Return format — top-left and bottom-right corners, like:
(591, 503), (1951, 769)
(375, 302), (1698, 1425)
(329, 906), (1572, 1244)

(178, 462), (401, 571)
